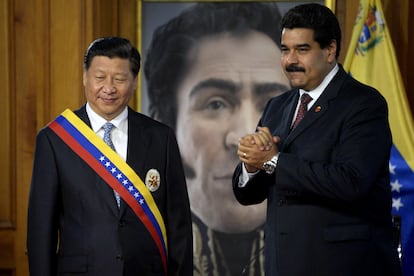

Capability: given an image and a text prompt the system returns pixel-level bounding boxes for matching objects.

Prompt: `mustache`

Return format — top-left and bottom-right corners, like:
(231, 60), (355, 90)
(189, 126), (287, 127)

(285, 65), (305, 72)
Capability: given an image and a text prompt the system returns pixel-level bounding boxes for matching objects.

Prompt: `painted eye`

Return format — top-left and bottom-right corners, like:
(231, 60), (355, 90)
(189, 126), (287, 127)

(205, 99), (227, 111)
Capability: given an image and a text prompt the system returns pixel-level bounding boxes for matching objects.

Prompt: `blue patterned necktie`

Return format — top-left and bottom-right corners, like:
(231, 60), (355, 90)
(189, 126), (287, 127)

(102, 122), (121, 208)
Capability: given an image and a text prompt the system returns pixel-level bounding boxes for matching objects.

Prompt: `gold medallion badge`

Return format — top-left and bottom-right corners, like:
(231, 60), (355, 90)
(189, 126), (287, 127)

(145, 169), (161, 192)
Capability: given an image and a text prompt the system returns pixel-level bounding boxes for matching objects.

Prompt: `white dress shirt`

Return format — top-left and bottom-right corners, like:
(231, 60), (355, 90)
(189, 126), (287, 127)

(86, 103), (128, 161)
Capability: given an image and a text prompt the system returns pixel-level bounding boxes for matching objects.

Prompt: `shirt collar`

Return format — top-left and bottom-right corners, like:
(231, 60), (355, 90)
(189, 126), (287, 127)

(299, 64), (339, 101)
(86, 103), (128, 133)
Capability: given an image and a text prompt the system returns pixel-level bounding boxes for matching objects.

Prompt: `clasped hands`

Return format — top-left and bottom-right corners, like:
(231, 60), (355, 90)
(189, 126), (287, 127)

(238, 127), (280, 173)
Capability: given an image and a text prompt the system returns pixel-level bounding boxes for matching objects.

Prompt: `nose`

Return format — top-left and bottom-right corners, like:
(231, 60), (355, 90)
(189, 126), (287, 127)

(285, 50), (298, 64)
(103, 78), (116, 93)
(225, 104), (259, 149)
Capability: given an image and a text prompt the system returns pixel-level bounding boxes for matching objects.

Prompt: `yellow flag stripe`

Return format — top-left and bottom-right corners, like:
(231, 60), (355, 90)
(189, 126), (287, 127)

(343, 0), (414, 171)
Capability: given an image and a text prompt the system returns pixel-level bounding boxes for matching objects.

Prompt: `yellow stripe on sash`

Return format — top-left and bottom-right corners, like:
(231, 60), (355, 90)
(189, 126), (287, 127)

(61, 109), (168, 251)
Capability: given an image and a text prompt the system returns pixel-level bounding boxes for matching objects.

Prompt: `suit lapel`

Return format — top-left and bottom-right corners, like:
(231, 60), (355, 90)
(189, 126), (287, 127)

(283, 67), (348, 147)
(276, 91), (300, 151)
(119, 108), (150, 215)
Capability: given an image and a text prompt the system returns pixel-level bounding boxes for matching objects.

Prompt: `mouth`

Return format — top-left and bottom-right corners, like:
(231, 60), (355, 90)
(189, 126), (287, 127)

(101, 97), (117, 103)
(288, 71), (304, 77)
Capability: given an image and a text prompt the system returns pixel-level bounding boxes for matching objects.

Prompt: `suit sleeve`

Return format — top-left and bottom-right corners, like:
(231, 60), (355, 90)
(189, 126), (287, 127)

(164, 128), (193, 275)
(27, 129), (60, 276)
(232, 163), (270, 205)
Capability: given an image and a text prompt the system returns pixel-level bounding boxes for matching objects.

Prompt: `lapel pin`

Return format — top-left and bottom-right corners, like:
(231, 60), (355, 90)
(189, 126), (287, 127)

(315, 106), (322, 112)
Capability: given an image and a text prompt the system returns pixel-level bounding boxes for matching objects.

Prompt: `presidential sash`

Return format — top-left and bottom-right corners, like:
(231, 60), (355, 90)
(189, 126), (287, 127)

(48, 109), (168, 274)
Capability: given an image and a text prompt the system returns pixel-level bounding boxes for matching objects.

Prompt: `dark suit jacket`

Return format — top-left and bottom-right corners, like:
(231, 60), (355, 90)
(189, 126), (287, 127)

(233, 66), (401, 276)
(27, 105), (193, 276)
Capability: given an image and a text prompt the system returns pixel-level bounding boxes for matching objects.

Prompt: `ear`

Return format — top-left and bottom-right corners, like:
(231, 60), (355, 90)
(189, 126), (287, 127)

(327, 40), (337, 63)
(82, 70), (87, 86)
(133, 76), (138, 90)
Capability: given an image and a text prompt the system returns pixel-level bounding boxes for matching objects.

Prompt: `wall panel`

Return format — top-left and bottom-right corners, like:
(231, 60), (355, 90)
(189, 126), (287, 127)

(49, 0), (86, 117)
(0, 1), (15, 276)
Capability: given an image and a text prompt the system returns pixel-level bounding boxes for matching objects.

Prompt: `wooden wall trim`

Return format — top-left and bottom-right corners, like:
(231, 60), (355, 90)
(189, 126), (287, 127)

(0, 0), (15, 230)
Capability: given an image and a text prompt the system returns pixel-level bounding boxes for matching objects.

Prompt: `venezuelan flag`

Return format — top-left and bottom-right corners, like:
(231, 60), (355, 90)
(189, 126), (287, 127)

(344, 0), (414, 274)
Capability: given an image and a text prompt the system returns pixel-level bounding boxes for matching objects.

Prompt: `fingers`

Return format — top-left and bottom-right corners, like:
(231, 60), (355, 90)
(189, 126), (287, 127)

(256, 131), (273, 150)
(237, 126), (280, 164)
(238, 149), (247, 160)
(245, 127), (272, 151)
(238, 143), (278, 171)
(238, 128), (275, 150)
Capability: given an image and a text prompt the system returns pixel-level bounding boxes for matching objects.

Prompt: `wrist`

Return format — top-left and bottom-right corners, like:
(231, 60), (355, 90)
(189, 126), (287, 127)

(244, 163), (259, 173)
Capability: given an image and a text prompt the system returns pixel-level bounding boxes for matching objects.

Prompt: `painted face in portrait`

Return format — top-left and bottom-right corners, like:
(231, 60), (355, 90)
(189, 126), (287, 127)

(83, 56), (138, 121)
(175, 30), (290, 233)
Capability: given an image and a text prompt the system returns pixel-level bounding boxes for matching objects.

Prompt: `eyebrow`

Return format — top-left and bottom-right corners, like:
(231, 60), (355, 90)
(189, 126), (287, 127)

(189, 78), (289, 98)
(281, 43), (311, 49)
(189, 78), (238, 98)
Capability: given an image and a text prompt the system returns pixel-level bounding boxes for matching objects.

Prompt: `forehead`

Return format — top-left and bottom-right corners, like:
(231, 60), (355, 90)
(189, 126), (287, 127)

(192, 31), (279, 62)
(88, 56), (131, 72)
(281, 28), (315, 45)
(175, 31), (290, 106)
(181, 31), (285, 83)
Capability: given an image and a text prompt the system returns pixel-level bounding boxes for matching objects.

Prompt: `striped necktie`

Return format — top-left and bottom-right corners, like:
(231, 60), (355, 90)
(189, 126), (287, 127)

(292, 93), (313, 129)
(102, 122), (121, 208)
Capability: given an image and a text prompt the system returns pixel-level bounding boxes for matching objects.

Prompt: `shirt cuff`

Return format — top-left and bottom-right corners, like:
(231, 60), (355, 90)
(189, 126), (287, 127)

(238, 163), (259, 187)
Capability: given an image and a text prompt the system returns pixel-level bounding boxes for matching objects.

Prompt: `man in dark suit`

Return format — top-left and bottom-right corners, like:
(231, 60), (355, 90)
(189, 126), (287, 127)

(27, 37), (193, 276)
(233, 3), (401, 276)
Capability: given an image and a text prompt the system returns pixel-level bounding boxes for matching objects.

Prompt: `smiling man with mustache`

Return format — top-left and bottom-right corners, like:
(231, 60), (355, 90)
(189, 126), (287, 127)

(233, 3), (402, 276)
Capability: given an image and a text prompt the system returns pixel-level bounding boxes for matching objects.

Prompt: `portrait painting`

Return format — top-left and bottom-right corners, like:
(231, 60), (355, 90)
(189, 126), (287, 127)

(138, 1), (328, 275)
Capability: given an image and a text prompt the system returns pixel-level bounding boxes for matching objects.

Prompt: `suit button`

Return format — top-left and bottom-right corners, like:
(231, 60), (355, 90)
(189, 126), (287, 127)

(119, 220), (125, 227)
(278, 199), (285, 206)
(116, 255), (124, 260)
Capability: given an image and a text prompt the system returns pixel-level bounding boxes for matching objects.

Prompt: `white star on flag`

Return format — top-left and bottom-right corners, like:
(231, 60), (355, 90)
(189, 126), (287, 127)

(389, 162), (396, 174)
(391, 180), (403, 193)
(392, 197), (404, 211)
